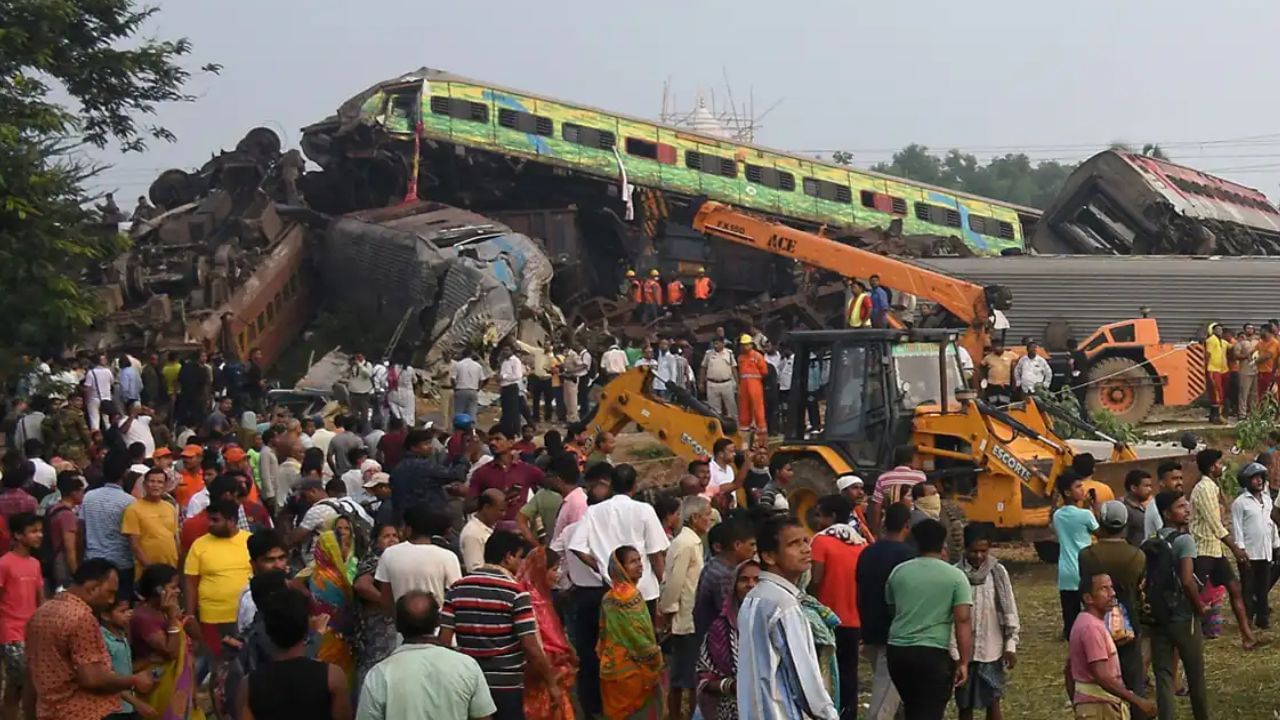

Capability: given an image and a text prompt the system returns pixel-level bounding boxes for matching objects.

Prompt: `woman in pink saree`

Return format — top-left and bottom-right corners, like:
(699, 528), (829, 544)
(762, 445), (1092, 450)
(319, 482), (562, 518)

(518, 547), (578, 720)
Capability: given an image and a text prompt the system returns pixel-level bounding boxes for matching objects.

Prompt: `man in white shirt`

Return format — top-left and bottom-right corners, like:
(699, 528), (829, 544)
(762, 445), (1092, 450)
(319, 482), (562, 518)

(560, 345), (587, 423)
(1231, 462), (1280, 628)
(346, 352), (376, 434)
(452, 351), (486, 421)
(375, 503), (462, 604)
(1013, 340), (1052, 397)
(116, 401), (156, 458)
(498, 346), (525, 438)
(307, 415), (335, 455)
(83, 354), (114, 431)
(23, 439), (57, 491)
(460, 489), (505, 571)
(600, 341), (628, 381)
(567, 464), (669, 717)
(705, 438), (740, 509)
(701, 337), (738, 418)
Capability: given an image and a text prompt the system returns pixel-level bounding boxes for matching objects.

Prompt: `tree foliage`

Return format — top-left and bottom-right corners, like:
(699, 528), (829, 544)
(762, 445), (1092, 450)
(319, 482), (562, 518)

(865, 144), (1077, 209)
(0, 0), (216, 360)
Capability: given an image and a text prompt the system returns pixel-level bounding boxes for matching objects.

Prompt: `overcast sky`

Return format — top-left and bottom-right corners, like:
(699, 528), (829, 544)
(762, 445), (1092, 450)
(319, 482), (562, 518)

(94, 0), (1280, 204)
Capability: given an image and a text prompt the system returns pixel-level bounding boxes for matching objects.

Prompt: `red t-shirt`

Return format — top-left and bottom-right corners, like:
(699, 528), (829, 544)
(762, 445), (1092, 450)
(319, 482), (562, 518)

(810, 534), (865, 629)
(181, 512), (211, 554)
(0, 551), (42, 643)
(468, 460), (545, 522)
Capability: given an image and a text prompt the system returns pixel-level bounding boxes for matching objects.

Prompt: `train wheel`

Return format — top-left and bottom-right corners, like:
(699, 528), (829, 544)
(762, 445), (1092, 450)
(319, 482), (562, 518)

(1086, 357), (1155, 424)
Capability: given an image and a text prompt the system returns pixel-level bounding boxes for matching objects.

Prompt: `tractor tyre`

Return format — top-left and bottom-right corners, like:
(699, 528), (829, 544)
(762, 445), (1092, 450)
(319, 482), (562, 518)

(785, 456), (839, 532)
(1034, 540), (1060, 564)
(1085, 356), (1156, 424)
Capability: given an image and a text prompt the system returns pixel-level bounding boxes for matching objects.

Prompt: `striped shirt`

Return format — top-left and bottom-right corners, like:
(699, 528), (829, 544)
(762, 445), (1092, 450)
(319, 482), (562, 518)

(1189, 479), (1228, 558)
(440, 566), (537, 689)
(872, 466), (926, 505)
(81, 483), (136, 570)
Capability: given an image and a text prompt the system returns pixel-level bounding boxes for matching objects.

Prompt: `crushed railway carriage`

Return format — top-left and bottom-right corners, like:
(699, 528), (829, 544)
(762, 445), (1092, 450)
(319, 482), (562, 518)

(301, 67), (1041, 257)
(1031, 149), (1280, 255)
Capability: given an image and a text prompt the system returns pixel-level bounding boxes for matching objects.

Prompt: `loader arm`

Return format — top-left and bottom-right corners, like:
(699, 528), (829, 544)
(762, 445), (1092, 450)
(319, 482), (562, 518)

(691, 200), (996, 360)
(585, 367), (736, 462)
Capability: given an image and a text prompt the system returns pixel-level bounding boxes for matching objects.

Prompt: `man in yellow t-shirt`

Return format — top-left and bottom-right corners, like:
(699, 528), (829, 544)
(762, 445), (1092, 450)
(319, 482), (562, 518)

(1205, 323), (1230, 423)
(184, 497), (251, 658)
(121, 467), (179, 575)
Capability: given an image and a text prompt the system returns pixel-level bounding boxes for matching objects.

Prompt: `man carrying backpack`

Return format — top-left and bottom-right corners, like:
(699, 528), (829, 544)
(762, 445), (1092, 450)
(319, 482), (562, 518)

(1145, 491), (1208, 720)
(1079, 501), (1148, 719)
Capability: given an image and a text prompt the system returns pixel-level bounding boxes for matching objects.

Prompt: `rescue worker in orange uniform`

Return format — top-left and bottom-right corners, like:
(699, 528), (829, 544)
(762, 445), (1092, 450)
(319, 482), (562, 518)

(666, 274), (686, 317)
(621, 269), (642, 320)
(737, 334), (769, 433)
(693, 266), (715, 312)
(641, 269), (664, 324)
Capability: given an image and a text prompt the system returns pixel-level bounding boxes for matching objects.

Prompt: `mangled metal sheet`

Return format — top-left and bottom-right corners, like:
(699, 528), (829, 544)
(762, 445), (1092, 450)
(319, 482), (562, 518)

(316, 201), (561, 374)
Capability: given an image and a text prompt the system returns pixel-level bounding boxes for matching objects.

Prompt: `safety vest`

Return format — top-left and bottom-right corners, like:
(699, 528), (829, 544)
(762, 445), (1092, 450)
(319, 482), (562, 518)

(627, 279), (642, 303)
(667, 280), (685, 305)
(848, 292), (871, 327)
(694, 276), (713, 300)
(642, 279), (663, 305)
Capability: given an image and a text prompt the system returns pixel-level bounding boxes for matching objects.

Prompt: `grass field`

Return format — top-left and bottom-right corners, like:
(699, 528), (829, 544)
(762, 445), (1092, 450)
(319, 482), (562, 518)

(973, 545), (1280, 720)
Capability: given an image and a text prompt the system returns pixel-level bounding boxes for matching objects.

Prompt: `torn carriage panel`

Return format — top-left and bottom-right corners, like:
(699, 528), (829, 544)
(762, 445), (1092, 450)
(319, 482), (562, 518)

(315, 200), (561, 374)
(1032, 149), (1280, 255)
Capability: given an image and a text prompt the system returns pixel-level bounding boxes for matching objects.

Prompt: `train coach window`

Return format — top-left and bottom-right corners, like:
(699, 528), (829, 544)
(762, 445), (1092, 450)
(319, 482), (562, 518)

(429, 96), (489, 124)
(860, 190), (907, 214)
(803, 177), (852, 203)
(497, 108), (553, 137)
(745, 164), (795, 191)
(562, 123), (616, 150)
(915, 202), (961, 228)
(624, 137), (678, 164)
(686, 150), (738, 178)
(968, 214), (1019, 239)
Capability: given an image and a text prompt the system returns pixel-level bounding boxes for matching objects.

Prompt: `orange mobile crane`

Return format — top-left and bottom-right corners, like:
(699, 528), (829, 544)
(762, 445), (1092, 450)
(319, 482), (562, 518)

(690, 200), (1010, 364)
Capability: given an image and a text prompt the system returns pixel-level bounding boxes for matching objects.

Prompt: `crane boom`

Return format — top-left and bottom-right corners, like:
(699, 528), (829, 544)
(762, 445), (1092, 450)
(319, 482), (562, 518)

(690, 200), (1008, 360)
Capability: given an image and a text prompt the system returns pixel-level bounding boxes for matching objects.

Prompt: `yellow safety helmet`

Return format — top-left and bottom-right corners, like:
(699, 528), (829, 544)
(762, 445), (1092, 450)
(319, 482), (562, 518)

(739, 334), (754, 345)
(625, 269), (636, 277)
(650, 269), (660, 277)
(698, 266), (707, 273)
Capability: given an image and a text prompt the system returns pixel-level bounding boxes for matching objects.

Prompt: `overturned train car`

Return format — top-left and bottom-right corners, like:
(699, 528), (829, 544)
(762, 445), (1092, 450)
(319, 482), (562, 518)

(1031, 150), (1280, 255)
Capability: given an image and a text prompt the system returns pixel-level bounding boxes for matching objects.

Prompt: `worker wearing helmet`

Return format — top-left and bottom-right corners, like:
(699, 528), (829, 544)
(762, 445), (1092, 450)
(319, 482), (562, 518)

(621, 269), (643, 320)
(737, 334), (769, 433)
(693, 266), (715, 312)
(1232, 461), (1275, 630)
(641, 269), (664, 324)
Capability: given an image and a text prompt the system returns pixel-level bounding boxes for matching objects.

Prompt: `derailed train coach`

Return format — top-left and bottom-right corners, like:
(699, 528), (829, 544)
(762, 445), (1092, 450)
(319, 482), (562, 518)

(1031, 149), (1280, 255)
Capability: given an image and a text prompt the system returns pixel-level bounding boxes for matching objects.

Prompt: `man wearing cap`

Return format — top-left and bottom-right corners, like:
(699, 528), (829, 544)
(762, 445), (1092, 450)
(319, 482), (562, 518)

(363, 471), (395, 528)
(700, 336), (737, 419)
(837, 475), (875, 541)
(174, 444), (206, 510)
(1078, 500), (1147, 718)
(1230, 462), (1279, 630)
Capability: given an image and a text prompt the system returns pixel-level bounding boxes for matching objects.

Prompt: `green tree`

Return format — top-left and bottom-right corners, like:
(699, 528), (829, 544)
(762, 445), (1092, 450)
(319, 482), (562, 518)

(0, 0), (216, 360)
(872, 146), (1077, 209)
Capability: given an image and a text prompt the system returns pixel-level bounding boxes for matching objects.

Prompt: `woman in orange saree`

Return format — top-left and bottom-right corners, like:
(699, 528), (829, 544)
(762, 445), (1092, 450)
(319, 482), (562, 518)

(598, 545), (666, 720)
(518, 547), (579, 720)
